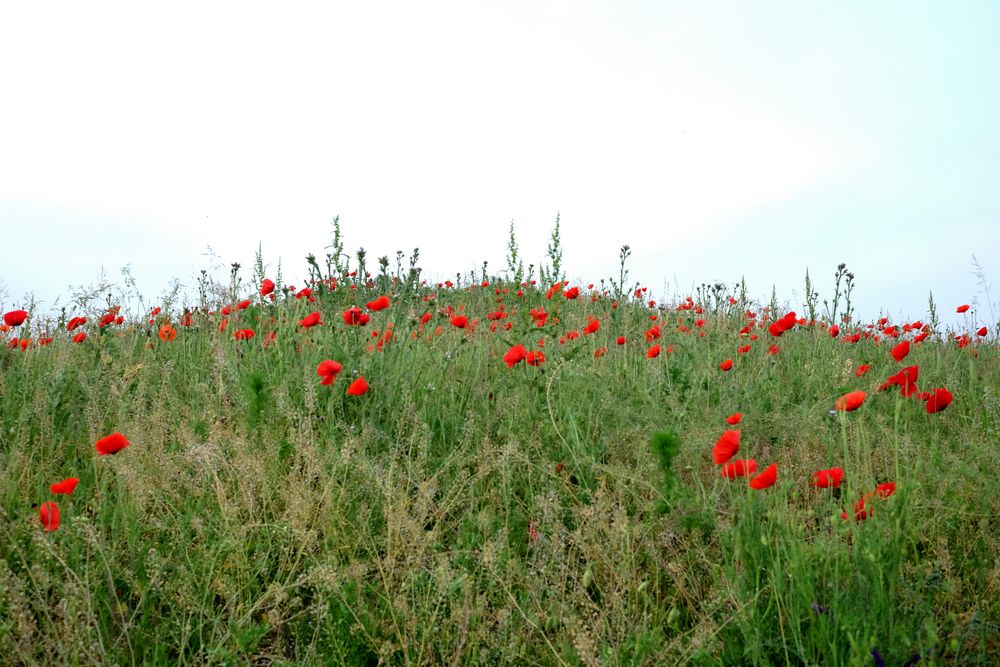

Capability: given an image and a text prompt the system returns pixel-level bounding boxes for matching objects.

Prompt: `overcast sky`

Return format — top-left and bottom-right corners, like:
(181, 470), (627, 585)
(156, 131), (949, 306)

(1, 1), (997, 327)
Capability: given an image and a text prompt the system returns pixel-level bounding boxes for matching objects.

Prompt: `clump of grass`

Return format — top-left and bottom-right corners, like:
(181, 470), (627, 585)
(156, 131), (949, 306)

(650, 430), (681, 512)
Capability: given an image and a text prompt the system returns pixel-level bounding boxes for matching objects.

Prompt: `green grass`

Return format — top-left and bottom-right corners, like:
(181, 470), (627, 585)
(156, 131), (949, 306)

(1, 270), (998, 665)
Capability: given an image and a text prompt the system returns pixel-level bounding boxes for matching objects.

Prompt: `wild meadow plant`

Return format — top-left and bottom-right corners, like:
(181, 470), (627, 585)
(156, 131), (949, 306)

(0, 229), (998, 665)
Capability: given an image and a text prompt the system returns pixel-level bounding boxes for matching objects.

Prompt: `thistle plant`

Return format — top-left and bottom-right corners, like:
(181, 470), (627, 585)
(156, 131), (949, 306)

(803, 268), (819, 322)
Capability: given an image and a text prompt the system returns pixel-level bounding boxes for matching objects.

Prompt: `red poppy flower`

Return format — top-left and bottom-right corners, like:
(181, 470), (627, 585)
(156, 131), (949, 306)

(720, 458), (757, 478)
(843, 499), (868, 522)
(725, 413), (743, 425)
(737, 345), (751, 354)
(593, 347), (607, 358)
(234, 329), (255, 340)
(976, 326), (988, 337)
(616, 336), (626, 345)
(236, 299), (251, 311)
(317, 360), (343, 385)
(96, 432), (130, 456)
(956, 304), (970, 313)
(811, 468), (844, 488)
(749, 463), (777, 489)
(346, 376), (369, 396)
(367, 295), (391, 311)
(842, 482), (896, 521)
(73, 332), (87, 344)
(712, 429), (740, 465)
(376, 326), (393, 351)
(3, 309), (28, 326)
(67, 316), (87, 331)
(529, 308), (549, 327)
(829, 325), (840, 337)
(646, 344), (661, 359)
(768, 313), (796, 337)
(924, 387), (953, 413)
(526, 350), (545, 366)
(504, 344), (528, 368)
(855, 364), (871, 377)
(875, 482), (896, 498)
(563, 287), (579, 300)
(835, 390), (866, 412)
(450, 315), (468, 329)
(50, 477), (79, 495)
(878, 365), (919, 397)
(260, 278), (275, 297)
(158, 325), (177, 342)
(890, 340), (910, 362)
(719, 359), (733, 371)
(299, 312), (322, 328)
(342, 306), (370, 326)
(39, 501), (60, 532)
(583, 317), (600, 335)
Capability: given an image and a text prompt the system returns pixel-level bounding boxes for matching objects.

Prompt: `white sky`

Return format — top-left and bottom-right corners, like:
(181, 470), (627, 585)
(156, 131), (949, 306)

(1, 1), (998, 326)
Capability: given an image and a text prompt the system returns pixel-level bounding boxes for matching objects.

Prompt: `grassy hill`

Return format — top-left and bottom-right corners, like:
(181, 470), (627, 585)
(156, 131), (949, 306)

(1, 250), (997, 665)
